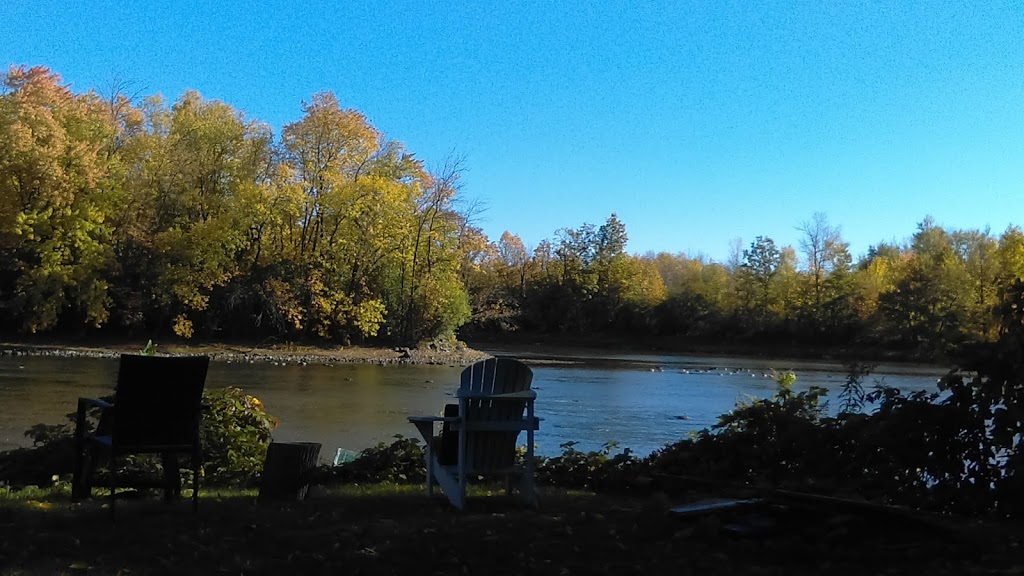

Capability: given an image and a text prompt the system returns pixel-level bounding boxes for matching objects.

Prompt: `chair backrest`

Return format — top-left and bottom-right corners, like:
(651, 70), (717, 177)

(459, 357), (534, 472)
(460, 357), (533, 396)
(111, 354), (210, 450)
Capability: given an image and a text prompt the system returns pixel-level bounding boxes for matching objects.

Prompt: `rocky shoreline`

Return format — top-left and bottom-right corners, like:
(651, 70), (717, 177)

(0, 341), (492, 367)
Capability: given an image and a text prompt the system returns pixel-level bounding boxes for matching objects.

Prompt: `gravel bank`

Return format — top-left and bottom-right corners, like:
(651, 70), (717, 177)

(0, 342), (491, 367)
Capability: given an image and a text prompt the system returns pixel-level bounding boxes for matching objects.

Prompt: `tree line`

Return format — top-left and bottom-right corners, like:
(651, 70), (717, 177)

(2, 65), (1021, 358)
(1, 66), (476, 343)
(470, 212), (1024, 359)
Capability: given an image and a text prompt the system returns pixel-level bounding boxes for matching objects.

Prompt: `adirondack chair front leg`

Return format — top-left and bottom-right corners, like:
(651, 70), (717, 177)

(408, 416), (465, 507)
(519, 399), (538, 507)
(457, 397), (468, 509)
(409, 420), (436, 495)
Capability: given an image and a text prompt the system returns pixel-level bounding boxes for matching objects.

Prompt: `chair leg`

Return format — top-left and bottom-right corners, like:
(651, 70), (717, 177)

(192, 446), (200, 512)
(72, 442), (87, 502)
(426, 441), (434, 497)
(519, 472), (538, 507)
(161, 452), (181, 502)
(82, 448), (101, 500)
(109, 453), (117, 518)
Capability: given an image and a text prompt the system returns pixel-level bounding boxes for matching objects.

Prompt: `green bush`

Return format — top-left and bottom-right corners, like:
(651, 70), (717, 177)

(311, 436), (645, 493)
(312, 436), (425, 485)
(200, 387), (278, 486)
(535, 441), (643, 491)
(648, 373), (842, 490)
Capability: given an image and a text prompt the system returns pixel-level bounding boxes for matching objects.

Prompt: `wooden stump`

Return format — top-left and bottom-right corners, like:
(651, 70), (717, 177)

(258, 441), (322, 502)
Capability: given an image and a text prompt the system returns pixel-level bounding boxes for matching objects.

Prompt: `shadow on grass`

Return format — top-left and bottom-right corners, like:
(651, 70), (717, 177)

(0, 484), (1015, 576)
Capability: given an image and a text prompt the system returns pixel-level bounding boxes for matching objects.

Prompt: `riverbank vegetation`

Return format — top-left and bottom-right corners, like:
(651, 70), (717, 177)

(3, 65), (1024, 363)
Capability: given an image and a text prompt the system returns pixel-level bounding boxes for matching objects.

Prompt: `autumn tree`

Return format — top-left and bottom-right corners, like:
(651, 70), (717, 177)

(390, 156), (471, 342)
(737, 236), (782, 330)
(497, 231), (530, 300)
(0, 66), (116, 332)
(877, 217), (972, 353)
(953, 228), (999, 339)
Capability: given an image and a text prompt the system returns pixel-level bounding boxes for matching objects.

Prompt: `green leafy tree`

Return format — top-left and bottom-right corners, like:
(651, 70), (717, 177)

(797, 213), (854, 338)
(0, 65), (117, 333)
(878, 217), (971, 353)
(737, 236), (782, 331)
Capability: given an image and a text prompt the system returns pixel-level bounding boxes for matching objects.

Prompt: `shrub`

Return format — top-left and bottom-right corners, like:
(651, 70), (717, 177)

(535, 441), (644, 492)
(200, 387), (278, 486)
(312, 436), (425, 485)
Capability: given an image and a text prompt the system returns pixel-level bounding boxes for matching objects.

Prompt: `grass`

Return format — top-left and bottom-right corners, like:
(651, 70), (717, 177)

(0, 483), (1021, 575)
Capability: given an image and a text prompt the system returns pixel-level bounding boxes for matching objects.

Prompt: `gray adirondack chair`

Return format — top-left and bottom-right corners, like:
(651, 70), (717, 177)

(409, 357), (539, 509)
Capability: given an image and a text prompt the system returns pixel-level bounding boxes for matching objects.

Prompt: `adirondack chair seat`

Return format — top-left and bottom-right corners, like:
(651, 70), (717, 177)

(71, 354), (210, 514)
(409, 357), (539, 510)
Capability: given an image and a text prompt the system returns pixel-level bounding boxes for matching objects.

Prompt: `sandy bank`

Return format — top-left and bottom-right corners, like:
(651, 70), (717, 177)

(0, 341), (491, 367)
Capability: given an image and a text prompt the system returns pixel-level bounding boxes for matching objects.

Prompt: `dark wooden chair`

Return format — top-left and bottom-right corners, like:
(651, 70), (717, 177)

(409, 357), (539, 509)
(71, 354), (210, 513)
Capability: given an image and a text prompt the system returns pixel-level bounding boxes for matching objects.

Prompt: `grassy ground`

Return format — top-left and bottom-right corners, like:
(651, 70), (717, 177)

(1, 484), (1020, 576)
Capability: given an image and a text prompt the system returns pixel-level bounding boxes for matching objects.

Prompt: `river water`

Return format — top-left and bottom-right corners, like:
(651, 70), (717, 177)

(0, 350), (947, 458)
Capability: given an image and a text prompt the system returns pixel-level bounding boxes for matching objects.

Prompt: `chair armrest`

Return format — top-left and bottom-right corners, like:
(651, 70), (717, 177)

(75, 397), (114, 442)
(409, 415), (462, 447)
(78, 397), (113, 410)
(408, 416), (461, 424)
(452, 418), (541, 432)
(456, 390), (537, 400)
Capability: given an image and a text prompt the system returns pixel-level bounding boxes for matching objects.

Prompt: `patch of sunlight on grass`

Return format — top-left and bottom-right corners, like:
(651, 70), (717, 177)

(311, 482), (601, 510)
(24, 499), (55, 510)
(317, 482), (590, 499)
(0, 483), (71, 502)
(319, 482), (426, 497)
(193, 487), (259, 499)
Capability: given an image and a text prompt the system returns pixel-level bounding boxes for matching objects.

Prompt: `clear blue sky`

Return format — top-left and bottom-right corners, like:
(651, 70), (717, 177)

(5, 1), (1024, 262)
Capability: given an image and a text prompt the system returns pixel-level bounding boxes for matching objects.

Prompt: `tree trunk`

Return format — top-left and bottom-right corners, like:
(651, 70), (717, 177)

(258, 441), (322, 501)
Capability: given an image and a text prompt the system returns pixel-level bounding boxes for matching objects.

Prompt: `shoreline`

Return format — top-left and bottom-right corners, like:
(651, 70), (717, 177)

(0, 337), (949, 371)
(463, 333), (950, 369)
(0, 341), (491, 367)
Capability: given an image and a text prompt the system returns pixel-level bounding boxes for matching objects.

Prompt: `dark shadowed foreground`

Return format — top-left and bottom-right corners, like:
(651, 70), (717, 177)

(0, 486), (1019, 576)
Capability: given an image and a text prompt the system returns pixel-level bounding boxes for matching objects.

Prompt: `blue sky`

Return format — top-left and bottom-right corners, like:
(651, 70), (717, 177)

(5, 1), (1024, 262)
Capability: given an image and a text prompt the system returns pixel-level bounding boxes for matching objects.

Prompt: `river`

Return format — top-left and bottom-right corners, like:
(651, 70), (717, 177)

(0, 351), (947, 458)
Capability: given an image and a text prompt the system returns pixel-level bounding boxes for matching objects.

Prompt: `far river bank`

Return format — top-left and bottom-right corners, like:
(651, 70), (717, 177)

(0, 332), (948, 371)
(0, 340), (489, 367)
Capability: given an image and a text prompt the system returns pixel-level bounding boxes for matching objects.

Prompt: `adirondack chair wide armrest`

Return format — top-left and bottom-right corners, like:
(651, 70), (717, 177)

(408, 416), (461, 424)
(408, 415), (460, 441)
(449, 418), (540, 432)
(455, 390), (537, 400)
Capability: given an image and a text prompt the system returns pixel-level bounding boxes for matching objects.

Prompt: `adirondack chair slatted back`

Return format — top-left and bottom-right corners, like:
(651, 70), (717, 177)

(460, 357), (533, 472)
(111, 355), (210, 449)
